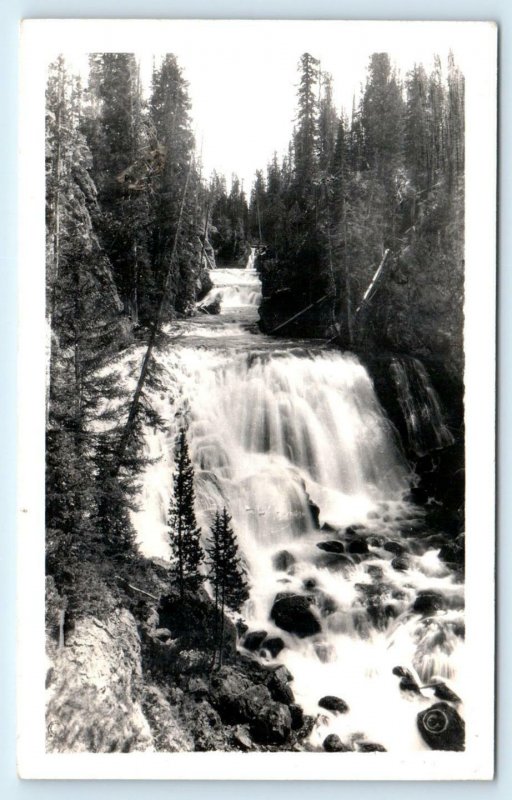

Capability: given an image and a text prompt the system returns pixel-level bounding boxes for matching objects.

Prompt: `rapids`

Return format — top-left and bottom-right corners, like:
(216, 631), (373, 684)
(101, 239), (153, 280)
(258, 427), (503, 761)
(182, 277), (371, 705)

(131, 248), (465, 753)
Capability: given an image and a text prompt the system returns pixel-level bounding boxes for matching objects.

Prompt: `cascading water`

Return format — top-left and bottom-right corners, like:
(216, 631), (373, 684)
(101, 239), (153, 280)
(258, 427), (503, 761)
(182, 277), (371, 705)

(131, 250), (464, 753)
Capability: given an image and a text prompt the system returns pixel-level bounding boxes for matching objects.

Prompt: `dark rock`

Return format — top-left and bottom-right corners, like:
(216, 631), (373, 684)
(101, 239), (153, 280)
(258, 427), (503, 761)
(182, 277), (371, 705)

(243, 630), (268, 652)
(266, 668), (295, 705)
(303, 577), (318, 590)
(347, 538), (369, 555)
(240, 684), (273, 719)
(250, 702), (292, 745)
(439, 536), (465, 568)
(383, 540), (406, 555)
(316, 540), (345, 554)
(429, 682), (462, 704)
(357, 742), (387, 752)
(209, 668), (253, 723)
(368, 535), (385, 547)
(262, 636), (285, 658)
(272, 550), (296, 572)
(308, 497), (321, 528)
(366, 564), (384, 580)
(392, 589), (407, 600)
(413, 591), (447, 615)
(346, 524), (366, 534)
(417, 702), (465, 751)
(289, 703), (305, 730)
(321, 522), (338, 533)
(270, 594), (321, 638)
(323, 734), (350, 752)
(391, 556), (410, 572)
(198, 296), (221, 315)
(316, 552), (355, 572)
(318, 695), (349, 714)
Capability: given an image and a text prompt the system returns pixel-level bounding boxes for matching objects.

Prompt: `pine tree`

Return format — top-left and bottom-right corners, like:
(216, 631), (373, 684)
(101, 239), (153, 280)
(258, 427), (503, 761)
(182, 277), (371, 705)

(206, 507), (249, 667)
(168, 428), (204, 598)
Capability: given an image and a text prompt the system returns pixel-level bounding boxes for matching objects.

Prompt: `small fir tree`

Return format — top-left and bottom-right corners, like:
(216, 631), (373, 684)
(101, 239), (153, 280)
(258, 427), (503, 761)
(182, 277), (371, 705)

(168, 428), (204, 598)
(206, 507), (249, 667)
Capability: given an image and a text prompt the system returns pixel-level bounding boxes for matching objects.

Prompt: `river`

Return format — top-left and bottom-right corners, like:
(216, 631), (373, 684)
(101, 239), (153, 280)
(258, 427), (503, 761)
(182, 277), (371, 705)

(131, 248), (465, 753)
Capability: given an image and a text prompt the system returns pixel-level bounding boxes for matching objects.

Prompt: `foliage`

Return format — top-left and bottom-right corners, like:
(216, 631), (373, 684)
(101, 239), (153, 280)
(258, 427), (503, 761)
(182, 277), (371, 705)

(167, 428), (205, 597)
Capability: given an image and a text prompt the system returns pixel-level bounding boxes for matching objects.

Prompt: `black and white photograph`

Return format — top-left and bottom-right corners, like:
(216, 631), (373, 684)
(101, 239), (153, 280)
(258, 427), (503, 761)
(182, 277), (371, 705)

(17, 19), (496, 780)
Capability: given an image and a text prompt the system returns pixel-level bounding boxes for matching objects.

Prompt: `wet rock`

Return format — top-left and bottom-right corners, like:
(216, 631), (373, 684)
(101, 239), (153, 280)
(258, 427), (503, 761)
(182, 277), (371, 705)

(318, 695), (349, 714)
(417, 702), (465, 751)
(392, 589), (407, 601)
(316, 540), (345, 554)
(250, 702), (292, 745)
(303, 577), (318, 590)
(308, 497), (321, 528)
(323, 734), (350, 752)
(314, 642), (336, 663)
(383, 540), (407, 555)
(198, 296), (221, 315)
(289, 703), (305, 730)
(262, 636), (285, 658)
(272, 550), (296, 572)
(243, 630), (268, 652)
(357, 742), (387, 752)
(439, 536), (465, 568)
(366, 564), (384, 580)
(413, 591), (447, 615)
(428, 682), (462, 703)
(270, 594), (322, 639)
(316, 552), (355, 572)
(391, 556), (410, 572)
(321, 522), (338, 533)
(392, 667), (421, 694)
(368, 535), (385, 547)
(347, 539), (369, 555)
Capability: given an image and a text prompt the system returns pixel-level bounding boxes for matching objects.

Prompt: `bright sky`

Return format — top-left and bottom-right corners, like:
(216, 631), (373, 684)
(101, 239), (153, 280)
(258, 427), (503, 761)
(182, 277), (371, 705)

(61, 20), (478, 192)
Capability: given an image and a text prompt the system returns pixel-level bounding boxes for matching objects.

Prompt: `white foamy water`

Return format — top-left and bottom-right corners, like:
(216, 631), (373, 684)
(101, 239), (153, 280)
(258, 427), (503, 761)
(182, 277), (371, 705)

(129, 250), (464, 753)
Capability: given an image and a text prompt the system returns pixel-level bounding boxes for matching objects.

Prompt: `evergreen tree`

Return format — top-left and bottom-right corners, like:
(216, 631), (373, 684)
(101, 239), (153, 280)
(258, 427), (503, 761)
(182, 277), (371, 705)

(206, 507), (249, 667)
(168, 428), (204, 598)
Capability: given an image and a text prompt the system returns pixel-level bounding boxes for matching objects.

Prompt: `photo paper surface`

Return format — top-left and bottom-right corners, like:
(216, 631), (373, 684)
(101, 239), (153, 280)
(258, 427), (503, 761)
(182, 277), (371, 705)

(17, 19), (496, 780)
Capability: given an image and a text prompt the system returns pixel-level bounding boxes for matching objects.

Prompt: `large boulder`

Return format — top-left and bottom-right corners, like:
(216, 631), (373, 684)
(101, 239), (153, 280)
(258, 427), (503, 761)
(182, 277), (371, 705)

(250, 702), (292, 745)
(270, 594), (321, 638)
(417, 702), (465, 751)
(318, 695), (349, 714)
(262, 636), (285, 658)
(347, 538), (369, 555)
(243, 630), (268, 652)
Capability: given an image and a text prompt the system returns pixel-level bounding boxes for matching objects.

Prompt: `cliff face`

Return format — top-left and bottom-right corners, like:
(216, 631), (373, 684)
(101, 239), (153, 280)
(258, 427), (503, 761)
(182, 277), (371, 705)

(46, 605), (155, 753)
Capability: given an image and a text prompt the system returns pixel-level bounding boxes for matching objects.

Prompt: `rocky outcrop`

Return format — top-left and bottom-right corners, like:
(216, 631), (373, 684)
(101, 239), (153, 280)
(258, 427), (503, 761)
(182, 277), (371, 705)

(46, 608), (154, 753)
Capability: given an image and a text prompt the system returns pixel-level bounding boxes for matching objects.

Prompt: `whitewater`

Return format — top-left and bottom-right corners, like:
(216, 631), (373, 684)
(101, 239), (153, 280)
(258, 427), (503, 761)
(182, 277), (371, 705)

(130, 249), (465, 753)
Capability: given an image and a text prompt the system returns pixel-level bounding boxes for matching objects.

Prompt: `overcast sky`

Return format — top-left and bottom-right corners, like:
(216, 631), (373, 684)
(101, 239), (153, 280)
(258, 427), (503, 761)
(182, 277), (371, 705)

(62, 20), (476, 192)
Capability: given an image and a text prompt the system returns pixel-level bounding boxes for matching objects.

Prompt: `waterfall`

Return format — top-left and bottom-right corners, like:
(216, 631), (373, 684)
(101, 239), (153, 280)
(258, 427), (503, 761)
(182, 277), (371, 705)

(129, 266), (464, 754)
(198, 249), (261, 311)
(390, 357), (455, 457)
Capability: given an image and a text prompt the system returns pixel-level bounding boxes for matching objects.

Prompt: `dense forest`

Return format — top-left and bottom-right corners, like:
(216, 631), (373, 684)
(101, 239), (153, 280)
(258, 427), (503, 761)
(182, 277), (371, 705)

(45, 50), (466, 755)
(250, 52), (464, 385)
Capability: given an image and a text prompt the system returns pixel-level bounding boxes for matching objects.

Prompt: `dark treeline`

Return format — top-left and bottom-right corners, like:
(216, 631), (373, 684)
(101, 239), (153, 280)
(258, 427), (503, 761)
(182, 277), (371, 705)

(252, 52), (464, 382)
(45, 53), (239, 616)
